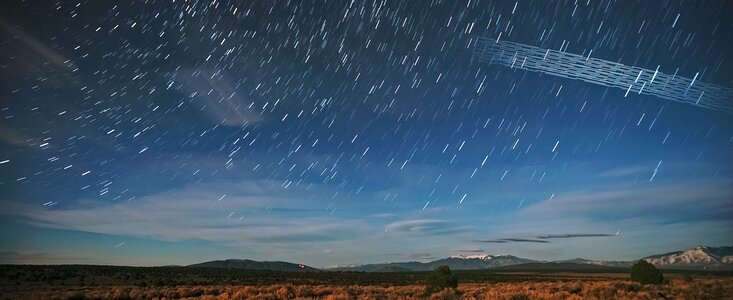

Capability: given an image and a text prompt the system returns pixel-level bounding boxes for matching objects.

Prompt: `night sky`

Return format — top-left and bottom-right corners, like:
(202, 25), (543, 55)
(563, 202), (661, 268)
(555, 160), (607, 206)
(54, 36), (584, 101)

(1, 0), (732, 267)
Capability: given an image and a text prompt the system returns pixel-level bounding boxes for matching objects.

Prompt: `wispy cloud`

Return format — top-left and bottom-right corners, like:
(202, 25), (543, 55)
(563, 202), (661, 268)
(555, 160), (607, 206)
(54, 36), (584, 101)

(2, 179), (371, 247)
(537, 233), (617, 239)
(595, 165), (650, 178)
(474, 233), (617, 244)
(0, 18), (78, 87)
(0, 250), (90, 264)
(474, 238), (549, 244)
(521, 179), (733, 219)
(385, 219), (472, 235)
(174, 69), (263, 126)
(0, 123), (40, 147)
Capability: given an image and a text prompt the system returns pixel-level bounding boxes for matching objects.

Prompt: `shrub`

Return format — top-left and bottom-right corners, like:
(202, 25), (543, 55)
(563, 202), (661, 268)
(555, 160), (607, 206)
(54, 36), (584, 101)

(208, 287), (221, 295)
(509, 294), (530, 300)
(630, 260), (663, 285)
(183, 287), (204, 297)
(324, 291), (351, 300)
(424, 265), (458, 295)
(275, 285), (294, 299)
(428, 288), (460, 300)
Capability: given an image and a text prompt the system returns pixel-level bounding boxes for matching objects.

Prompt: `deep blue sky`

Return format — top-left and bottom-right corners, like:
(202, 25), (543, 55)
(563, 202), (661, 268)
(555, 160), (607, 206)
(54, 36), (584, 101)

(0, 0), (732, 267)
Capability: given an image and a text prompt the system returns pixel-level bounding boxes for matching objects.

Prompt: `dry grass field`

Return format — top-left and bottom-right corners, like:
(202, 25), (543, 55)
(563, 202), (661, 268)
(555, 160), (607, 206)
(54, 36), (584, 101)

(3, 277), (732, 300)
(2, 265), (731, 299)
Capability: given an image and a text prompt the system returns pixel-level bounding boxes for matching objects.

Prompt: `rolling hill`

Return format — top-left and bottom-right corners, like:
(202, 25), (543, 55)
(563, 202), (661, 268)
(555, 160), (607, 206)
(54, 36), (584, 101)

(188, 259), (319, 272)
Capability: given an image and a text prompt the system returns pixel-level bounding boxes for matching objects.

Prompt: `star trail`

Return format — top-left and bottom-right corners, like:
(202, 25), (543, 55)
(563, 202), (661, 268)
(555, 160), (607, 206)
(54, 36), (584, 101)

(0, 0), (731, 267)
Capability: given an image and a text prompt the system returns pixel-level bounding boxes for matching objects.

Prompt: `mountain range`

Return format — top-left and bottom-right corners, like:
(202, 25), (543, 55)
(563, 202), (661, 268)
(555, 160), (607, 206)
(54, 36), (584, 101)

(187, 246), (733, 272)
(327, 255), (536, 272)
(188, 259), (320, 272)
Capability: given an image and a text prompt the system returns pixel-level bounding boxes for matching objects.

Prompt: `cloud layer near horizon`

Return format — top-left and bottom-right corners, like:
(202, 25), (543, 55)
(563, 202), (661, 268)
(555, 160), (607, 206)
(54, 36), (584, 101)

(2, 163), (732, 266)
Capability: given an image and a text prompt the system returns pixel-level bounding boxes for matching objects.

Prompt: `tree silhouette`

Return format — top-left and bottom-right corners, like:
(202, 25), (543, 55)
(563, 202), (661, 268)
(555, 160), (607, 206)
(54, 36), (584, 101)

(425, 265), (458, 295)
(630, 260), (664, 285)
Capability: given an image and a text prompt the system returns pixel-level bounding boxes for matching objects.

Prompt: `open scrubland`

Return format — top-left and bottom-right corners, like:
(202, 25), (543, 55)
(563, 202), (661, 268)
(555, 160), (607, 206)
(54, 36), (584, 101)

(1, 265), (731, 299)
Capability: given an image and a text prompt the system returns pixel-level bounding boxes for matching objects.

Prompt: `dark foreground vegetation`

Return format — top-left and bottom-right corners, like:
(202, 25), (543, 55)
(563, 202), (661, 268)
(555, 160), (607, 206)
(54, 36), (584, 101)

(1, 264), (732, 299)
(629, 260), (664, 285)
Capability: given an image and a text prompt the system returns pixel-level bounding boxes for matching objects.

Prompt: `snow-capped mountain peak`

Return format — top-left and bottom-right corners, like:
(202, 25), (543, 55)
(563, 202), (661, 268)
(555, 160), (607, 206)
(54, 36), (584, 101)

(644, 246), (733, 266)
(450, 254), (494, 260)
(448, 253), (521, 260)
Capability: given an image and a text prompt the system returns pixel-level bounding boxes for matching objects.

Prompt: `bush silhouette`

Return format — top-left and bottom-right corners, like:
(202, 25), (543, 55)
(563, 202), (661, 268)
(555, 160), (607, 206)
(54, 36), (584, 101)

(630, 260), (663, 284)
(424, 265), (458, 295)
